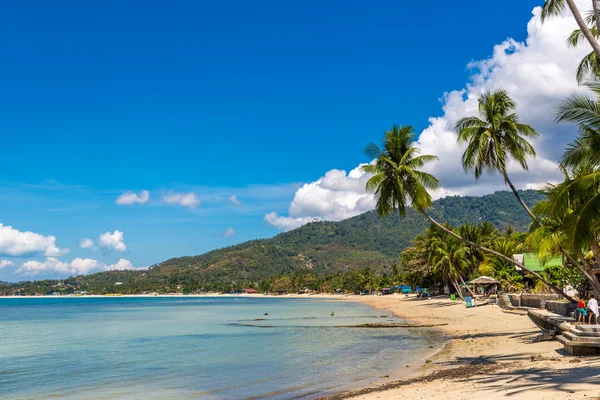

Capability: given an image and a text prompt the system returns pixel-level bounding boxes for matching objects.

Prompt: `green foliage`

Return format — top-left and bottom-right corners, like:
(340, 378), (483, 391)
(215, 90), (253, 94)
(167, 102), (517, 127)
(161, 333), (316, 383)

(455, 90), (538, 180)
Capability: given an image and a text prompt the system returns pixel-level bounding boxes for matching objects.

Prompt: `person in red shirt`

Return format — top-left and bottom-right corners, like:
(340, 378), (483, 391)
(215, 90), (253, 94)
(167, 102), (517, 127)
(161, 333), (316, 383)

(578, 298), (588, 323)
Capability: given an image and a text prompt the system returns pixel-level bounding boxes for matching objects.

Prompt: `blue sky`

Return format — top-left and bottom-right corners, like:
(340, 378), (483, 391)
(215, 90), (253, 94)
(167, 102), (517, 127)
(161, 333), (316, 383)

(0, 0), (563, 281)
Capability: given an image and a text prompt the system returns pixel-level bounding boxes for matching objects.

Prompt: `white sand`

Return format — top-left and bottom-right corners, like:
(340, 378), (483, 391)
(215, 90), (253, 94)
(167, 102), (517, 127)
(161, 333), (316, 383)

(332, 295), (600, 400)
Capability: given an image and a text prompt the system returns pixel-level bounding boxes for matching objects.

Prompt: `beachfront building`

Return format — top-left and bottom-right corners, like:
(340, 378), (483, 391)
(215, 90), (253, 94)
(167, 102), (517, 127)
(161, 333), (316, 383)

(512, 253), (563, 287)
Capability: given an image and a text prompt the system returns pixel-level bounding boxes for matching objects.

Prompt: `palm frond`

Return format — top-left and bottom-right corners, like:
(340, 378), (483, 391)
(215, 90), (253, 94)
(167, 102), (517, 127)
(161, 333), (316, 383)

(541, 0), (566, 22)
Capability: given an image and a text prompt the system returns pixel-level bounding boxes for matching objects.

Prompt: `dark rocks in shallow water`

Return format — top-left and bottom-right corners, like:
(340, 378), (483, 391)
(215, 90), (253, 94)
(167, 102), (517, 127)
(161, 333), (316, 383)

(263, 313), (268, 316)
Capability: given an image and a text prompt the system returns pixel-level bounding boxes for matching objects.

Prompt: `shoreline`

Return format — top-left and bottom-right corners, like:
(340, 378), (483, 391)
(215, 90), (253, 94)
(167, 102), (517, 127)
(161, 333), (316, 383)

(331, 294), (600, 400)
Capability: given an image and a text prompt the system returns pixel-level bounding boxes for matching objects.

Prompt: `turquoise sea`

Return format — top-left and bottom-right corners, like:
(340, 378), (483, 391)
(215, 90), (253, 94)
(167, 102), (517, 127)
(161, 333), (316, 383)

(0, 296), (442, 399)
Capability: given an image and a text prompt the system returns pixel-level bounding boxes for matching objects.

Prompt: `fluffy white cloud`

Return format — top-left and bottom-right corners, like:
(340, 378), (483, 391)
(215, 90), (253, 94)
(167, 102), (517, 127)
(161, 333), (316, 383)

(265, 2), (592, 231)
(0, 260), (14, 269)
(223, 227), (236, 237)
(229, 195), (241, 206)
(0, 224), (69, 256)
(265, 165), (375, 230)
(104, 258), (146, 271)
(98, 230), (127, 252)
(16, 257), (145, 276)
(79, 238), (96, 250)
(17, 257), (100, 276)
(162, 192), (201, 209)
(115, 190), (150, 205)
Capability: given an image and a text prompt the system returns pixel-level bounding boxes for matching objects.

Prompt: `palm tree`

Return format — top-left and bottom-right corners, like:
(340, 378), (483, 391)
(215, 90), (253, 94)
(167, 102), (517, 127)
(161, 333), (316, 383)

(542, 0), (600, 59)
(557, 82), (600, 168)
(362, 124), (574, 301)
(527, 191), (600, 296)
(554, 85), (600, 273)
(566, 12), (600, 83)
(430, 236), (472, 300)
(455, 90), (539, 221)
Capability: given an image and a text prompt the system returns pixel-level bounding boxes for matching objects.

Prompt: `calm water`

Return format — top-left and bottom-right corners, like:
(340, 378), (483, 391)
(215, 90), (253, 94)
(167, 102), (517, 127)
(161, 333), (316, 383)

(0, 296), (441, 399)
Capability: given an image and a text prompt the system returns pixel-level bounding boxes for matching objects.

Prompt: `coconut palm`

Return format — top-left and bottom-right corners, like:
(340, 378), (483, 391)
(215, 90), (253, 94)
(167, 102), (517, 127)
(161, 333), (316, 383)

(567, 12), (600, 83)
(455, 90), (539, 221)
(430, 237), (469, 300)
(557, 82), (600, 168)
(527, 191), (600, 296)
(362, 124), (572, 300)
(554, 84), (600, 267)
(542, 0), (600, 59)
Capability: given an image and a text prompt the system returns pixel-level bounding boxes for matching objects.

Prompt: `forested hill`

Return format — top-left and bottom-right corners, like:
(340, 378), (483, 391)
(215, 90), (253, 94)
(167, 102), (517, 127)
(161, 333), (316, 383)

(2, 190), (544, 295)
(155, 189), (543, 275)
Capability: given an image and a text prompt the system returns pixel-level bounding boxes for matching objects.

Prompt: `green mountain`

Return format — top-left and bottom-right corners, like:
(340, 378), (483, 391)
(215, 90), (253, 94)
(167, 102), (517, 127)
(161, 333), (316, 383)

(3, 190), (544, 295)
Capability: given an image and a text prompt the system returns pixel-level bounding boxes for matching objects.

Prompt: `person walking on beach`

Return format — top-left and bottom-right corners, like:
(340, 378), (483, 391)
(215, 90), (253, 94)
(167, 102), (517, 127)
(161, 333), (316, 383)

(588, 295), (599, 325)
(578, 298), (588, 323)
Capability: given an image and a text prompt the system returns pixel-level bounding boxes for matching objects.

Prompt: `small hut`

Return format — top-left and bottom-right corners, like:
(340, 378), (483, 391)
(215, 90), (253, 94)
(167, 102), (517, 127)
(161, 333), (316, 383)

(469, 276), (499, 295)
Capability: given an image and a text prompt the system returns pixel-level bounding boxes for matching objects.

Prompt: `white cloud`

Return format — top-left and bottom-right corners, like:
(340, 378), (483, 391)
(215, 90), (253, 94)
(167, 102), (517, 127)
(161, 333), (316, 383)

(79, 238), (96, 250)
(229, 195), (241, 206)
(0, 224), (69, 257)
(104, 258), (146, 271)
(162, 192), (201, 209)
(266, 2), (591, 231)
(223, 227), (236, 237)
(16, 257), (146, 276)
(98, 230), (127, 252)
(115, 190), (150, 205)
(17, 257), (100, 276)
(265, 165), (375, 230)
(265, 213), (318, 231)
(0, 260), (14, 269)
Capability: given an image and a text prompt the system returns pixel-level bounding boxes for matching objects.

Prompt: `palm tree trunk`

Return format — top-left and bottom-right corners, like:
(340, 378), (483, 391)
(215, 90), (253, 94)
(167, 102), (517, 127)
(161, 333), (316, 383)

(502, 172), (538, 222)
(503, 172), (600, 300)
(593, 0), (600, 38)
(452, 279), (465, 301)
(567, 0), (600, 58)
(417, 208), (576, 302)
(460, 275), (477, 297)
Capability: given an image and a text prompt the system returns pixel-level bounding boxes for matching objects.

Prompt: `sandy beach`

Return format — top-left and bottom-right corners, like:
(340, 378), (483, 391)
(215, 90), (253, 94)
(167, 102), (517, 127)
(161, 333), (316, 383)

(325, 294), (600, 400)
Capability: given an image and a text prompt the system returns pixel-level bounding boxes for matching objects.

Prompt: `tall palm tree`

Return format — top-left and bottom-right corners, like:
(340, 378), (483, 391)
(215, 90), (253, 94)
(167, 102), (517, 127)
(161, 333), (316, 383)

(431, 237), (470, 300)
(455, 90), (539, 221)
(542, 0), (600, 59)
(362, 124), (573, 301)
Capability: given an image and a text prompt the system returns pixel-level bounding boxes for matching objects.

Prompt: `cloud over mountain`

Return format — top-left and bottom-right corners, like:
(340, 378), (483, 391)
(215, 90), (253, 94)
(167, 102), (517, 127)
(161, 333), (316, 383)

(16, 257), (144, 276)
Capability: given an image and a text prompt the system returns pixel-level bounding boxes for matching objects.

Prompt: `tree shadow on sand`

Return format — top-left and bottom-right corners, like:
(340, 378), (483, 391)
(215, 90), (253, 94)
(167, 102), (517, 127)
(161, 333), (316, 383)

(454, 362), (600, 397)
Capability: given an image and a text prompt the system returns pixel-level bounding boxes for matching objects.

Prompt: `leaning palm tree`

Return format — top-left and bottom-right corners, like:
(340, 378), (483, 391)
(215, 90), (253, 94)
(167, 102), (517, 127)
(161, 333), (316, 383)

(542, 0), (600, 59)
(455, 90), (539, 221)
(362, 124), (574, 301)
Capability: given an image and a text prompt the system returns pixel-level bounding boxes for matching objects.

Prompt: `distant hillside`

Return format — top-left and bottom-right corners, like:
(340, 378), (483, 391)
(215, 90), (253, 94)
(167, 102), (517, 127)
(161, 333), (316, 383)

(13, 189), (537, 294)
